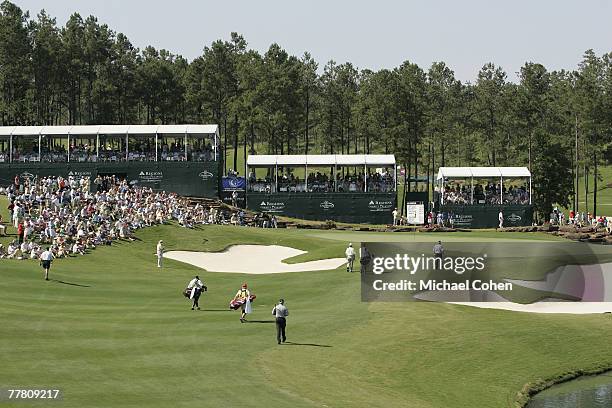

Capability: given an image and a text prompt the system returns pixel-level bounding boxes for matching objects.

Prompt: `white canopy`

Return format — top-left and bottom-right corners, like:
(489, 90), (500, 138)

(437, 167), (531, 180)
(0, 124), (219, 137)
(247, 154), (396, 167)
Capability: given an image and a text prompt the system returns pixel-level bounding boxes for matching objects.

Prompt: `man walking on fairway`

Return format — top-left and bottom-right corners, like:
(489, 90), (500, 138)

(272, 299), (289, 344)
(40, 247), (53, 281)
(345, 243), (356, 272)
(186, 275), (206, 310)
(156, 240), (164, 268)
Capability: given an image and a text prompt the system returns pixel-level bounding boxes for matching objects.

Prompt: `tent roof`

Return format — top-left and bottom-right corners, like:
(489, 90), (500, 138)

(437, 167), (531, 180)
(0, 124), (218, 136)
(247, 154), (396, 167)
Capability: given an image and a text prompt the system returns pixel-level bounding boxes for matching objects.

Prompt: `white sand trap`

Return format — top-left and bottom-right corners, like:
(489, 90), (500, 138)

(449, 301), (612, 314)
(165, 245), (346, 274)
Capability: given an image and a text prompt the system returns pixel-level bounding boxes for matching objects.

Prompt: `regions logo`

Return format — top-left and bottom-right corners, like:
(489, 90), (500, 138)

(507, 213), (522, 223)
(138, 171), (163, 182)
(320, 200), (335, 210)
(20, 172), (35, 179)
(259, 201), (285, 213)
(368, 199), (394, 212)
(199, 170), (214, 180)
(68, 170), (92, 177)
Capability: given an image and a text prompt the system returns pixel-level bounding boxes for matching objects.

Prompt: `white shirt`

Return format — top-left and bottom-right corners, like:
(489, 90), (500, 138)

(187, 278), (204, 289)
(392, 210), (398, 219)
(156, 242), (164, 255)
(40, 250), (53, 261)
(345, 247), (355, 258)
(498, 212), (503, 221)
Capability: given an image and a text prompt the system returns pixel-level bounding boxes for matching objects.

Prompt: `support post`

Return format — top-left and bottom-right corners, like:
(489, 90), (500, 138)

(305, 164), (308, 192)
(471, 177), (474, 204)
(334, 165), (338, 192)
(500, 176), (503, 204)
(364, 164), (367, 192)
(184, 132), (188, 161)
(393, 164), (397, 192)
(529, 176), (532, 205)
(155, 133), (158, 162)
(96, 132), (99, 161)
(125, 133), (128, 161)
(275, 164), (278, 193)
(9, 134), (13, 163)
(38, 134), (42, 162)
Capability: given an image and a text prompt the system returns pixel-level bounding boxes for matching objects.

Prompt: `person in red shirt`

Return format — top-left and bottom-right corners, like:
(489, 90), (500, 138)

(17, 222), (24, 244)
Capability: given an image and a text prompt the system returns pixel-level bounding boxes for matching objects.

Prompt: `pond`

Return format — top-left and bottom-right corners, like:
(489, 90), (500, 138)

(527, 373), (612, 408)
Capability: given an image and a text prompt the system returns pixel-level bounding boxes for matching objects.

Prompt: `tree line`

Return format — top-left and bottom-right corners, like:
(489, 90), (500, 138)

(0, 1), (611, 217)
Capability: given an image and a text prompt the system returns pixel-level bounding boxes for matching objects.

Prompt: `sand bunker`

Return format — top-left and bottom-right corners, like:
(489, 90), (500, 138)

(165, 245), (346, 274)
(449, 301), (612, 314)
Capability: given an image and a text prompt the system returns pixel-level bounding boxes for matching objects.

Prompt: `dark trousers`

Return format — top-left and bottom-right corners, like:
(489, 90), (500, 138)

(276, 317), (286, 343)
(192, 289), (201, 308)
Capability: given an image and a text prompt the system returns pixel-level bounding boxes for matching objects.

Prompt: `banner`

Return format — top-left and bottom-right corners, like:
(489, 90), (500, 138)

(221, 176), (246, 191)
(0, 161), (221, 199)
(246, 192), (397, 224)
(438, 204), (533, 228)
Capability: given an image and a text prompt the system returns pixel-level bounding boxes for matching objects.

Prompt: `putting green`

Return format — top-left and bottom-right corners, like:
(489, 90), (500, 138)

(1, 198), (612, 407)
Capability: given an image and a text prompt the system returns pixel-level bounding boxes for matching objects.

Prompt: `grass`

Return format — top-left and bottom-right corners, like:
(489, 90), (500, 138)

(2, 194), (612, 407)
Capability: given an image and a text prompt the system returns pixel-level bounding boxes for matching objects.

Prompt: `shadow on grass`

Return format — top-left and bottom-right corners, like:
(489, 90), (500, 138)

(52, 279), (91, 288)
(201, 309), (233, 312)
(245, 320), (276, 324)
(282, 341), (332, 348)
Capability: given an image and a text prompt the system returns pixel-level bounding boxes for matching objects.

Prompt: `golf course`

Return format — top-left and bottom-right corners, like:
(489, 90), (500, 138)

(2, 195), (612, 408)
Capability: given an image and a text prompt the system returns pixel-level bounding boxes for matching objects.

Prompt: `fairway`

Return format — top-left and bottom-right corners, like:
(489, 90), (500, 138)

(2, 221), (612, 408)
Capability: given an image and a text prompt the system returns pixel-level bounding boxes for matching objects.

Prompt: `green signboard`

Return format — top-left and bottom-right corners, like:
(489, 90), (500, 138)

(247, 192), (397, 224)
(0, 161), (221, 198)
(439, 204), (534, 228)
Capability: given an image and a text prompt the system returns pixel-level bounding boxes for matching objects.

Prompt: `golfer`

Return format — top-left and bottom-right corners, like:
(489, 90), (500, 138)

(498, 210), (504, 229)
(345, 243), (356, 272)
(40, 247), (53, 281)
(433, 240), (444, 270)
(359, 243), (372, 274)
(272, 299), (289, 344)
(186, 275), (206, 310)
(156, 240), (164, 268)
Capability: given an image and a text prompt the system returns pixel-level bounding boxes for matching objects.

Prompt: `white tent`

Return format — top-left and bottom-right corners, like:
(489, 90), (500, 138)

(436, 166), (531, 205)
(0, 124), (219, 163)
(437, 167), (531, 180)
(246, 154), (396, 193)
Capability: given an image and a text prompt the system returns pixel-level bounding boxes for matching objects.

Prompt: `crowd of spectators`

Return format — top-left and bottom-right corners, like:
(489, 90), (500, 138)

(441, 182), (530, 205)
(0, 174), (231, 260)
(247, 170), (395, 193)
(0, 139), (216, 164)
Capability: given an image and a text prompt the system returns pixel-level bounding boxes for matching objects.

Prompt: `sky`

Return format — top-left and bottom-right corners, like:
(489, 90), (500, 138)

(13, 0), (612, 83)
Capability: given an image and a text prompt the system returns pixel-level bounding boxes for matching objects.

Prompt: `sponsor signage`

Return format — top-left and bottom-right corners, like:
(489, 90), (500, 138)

(221, 176), (246, 191)
(259, 200), (285, 213)
(507, 213), (522, 223)
(199, 170), (214, 180)
(319, 200), (335, 210)
(138, 171), (163, 183)
(368, 199), (394, 212)
(68, 170), (92, 178)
